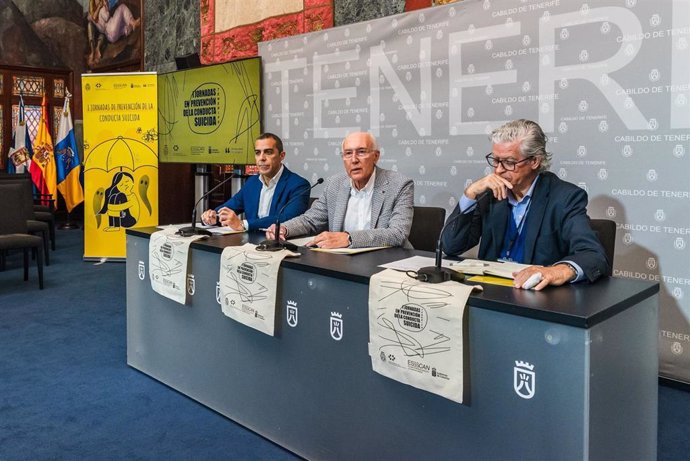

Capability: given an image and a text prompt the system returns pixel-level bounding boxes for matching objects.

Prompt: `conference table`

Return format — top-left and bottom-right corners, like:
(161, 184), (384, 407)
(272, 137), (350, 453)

(126, 227), (659, 460)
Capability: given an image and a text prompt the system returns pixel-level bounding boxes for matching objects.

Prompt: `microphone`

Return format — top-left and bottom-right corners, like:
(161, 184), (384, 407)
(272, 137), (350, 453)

(256, 177), (324, 252)
(176, 173), (235, 237)
(416, 191), (489, 283)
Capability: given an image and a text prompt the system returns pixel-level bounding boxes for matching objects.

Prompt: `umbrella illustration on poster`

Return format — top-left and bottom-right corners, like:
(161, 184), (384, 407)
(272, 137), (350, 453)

(84, 136), (158, 231)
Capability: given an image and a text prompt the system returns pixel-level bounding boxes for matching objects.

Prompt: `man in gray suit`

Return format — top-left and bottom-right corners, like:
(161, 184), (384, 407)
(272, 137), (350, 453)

(265, 132), (414, 249)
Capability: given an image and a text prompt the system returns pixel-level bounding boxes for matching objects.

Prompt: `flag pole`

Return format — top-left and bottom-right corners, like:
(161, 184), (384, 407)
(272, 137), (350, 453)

(59, 209), (80, 230)
(55, 88), (84, 228)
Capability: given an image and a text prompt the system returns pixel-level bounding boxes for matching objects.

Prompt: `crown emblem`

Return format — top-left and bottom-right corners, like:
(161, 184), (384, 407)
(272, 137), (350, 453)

(287, 300), (297, 306)
(515, 361), (534, 370)
(331, 312), (342, 318)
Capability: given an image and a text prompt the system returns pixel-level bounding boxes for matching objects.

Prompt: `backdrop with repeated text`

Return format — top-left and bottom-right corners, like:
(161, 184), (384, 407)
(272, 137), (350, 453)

(259, 0), (690, 381)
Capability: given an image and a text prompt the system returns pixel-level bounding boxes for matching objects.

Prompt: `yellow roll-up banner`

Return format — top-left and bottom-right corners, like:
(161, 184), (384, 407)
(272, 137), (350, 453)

(82, 73), (158, 260)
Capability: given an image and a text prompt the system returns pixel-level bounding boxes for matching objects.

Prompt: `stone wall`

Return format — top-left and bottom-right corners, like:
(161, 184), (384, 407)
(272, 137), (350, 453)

(143, 0), (200, 73)
(334, 0), (405, 26)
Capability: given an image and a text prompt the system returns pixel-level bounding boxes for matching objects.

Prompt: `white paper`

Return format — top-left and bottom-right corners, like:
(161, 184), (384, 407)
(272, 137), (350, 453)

(287, 236), (389, 254)
(449, 259), (531, 279)
(205, 226), (245, 235)
(163, 223), (244, 235)
(149, 228), (206, 304)
(218, 243), (296, 336)
(378, 255), (455, 272)
(287, 236), (316, 247)
(311, 246), (389, 254)
(368, 268), (473, 403)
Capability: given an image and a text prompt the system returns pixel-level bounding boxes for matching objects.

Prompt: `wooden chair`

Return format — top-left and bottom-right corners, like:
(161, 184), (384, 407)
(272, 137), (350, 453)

(0, 183), (44, 289)
(409, 206), (446, 252)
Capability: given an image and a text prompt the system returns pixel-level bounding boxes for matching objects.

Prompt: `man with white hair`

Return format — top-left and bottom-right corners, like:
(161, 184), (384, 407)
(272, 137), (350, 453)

(442, 119), (609, 290)
(266, 131), (414, 249)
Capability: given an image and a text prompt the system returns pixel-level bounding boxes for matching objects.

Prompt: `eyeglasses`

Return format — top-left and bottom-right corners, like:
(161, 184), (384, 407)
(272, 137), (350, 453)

(485, 153), (533, 171)
(341, 148), (374, 159)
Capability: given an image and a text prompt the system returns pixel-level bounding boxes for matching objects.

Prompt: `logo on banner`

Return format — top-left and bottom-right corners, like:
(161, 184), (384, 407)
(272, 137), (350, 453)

(330, 312), (343, 341)
(286, 300), (298, 327)
(514, 361), (536, 399)
(672, 287), (684, 300)
(215, 281), (221, 305)
(606, 206), (616, 218)
(672, 342), (683, 355)
(655, 209), (666, 222)
(237, 262), (257, 282)
(673, 144), (685, 158)
(623, 233), (633, 245)
(187, 274), (195, 296)
(138, 261), (145, 280)
(160, 242), (173, 260)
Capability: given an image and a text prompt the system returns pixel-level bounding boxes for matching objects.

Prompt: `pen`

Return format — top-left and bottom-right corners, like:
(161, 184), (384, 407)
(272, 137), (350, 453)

(259, 228), (269, 232)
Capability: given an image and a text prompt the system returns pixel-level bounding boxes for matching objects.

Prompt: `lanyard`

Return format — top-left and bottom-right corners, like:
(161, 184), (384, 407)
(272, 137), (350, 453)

(504, 199), (531, 260)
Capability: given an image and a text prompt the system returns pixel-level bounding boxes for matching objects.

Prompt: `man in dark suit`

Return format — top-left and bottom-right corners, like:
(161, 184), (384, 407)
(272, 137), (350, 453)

(265, 131), (414, 249)
(442, 119), (609, 290)
(200, 133), (309, 231)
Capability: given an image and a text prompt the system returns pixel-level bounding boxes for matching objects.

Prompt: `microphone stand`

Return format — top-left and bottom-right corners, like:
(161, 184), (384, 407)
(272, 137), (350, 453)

(417, 205), (468, 283)
(256, 178), (324, 252)
(177, 173), (235, 237)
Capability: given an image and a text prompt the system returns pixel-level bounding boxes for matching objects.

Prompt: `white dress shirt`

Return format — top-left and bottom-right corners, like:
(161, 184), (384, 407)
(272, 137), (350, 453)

(242, 165), (284, 229)
(343, 169), (376, 233)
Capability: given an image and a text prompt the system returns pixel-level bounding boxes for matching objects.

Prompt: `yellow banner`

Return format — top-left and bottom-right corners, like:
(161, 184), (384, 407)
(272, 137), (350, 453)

(82, 73), (158, 259)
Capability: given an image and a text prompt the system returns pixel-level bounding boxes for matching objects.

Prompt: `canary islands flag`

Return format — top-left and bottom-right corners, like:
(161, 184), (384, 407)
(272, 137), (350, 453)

(55, 94), (84, 212)
(33, 96), (58, 208)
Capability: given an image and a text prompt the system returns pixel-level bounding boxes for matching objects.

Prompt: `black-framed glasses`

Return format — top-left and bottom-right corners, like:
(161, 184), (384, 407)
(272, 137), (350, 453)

(341, 148), (374, 159)
(485, 153), (533, 171)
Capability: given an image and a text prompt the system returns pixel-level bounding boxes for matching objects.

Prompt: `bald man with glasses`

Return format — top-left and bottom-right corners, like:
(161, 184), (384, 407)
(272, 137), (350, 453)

(265, 131), (414, 249)
(442, 119), (609, 290)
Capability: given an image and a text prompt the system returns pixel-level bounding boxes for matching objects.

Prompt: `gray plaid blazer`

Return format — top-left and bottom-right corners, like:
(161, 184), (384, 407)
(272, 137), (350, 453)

(283, 167), (414, 248)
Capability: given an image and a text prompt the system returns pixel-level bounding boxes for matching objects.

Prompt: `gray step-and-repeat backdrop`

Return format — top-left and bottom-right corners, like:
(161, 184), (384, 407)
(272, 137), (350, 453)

(259, 0), (690, 382)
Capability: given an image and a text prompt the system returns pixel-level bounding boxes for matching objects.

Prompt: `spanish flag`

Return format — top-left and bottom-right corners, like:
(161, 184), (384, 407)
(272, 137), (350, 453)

(33, 95), (58, 208)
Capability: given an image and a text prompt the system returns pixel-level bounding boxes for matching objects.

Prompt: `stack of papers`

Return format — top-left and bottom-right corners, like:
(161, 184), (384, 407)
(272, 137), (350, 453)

(378, 256), (452, 272)
(162, 223), (245, 235)
(448, 259), (531, 279)
(377, 257), (530, 286)
(288, 236), (389, 254)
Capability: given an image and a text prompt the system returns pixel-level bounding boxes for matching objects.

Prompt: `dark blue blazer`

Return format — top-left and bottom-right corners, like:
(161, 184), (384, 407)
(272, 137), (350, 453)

(442, 171), (609, 282)
(215, 166), (310, 231)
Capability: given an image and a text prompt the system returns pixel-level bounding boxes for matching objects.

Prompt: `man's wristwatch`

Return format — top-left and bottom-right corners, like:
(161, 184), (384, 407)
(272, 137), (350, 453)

(556, 262), (578, 282)
(346, 232), (353, 248)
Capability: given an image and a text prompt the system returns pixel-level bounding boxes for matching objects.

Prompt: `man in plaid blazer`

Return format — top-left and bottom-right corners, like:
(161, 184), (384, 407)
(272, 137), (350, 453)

(266, 132), (414, 249)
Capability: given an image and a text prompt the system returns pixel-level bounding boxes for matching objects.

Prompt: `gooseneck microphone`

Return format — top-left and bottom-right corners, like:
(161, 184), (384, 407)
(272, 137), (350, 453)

(417, 191), (489, 283)
(256, 177), (324, 252)
(176, 173), (235, 237)
(417, 209), (465, 283)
